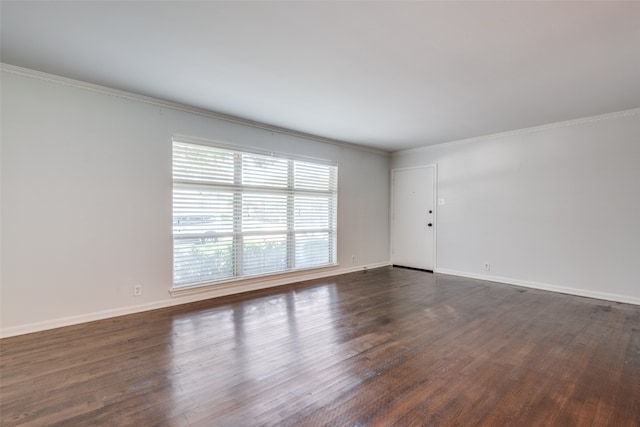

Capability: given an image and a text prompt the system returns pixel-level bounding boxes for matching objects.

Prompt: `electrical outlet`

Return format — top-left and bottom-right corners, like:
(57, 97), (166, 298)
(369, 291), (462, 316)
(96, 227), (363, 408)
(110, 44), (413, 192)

(133, 284), (142, 296)
(484, 263), (491, 271)
(351, 255), (355, 264)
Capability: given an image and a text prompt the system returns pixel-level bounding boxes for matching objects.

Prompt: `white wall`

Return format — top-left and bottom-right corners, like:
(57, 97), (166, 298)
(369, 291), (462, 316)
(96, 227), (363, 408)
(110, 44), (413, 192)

(0, 68), (390, 337)
(392, 110), (640, 304)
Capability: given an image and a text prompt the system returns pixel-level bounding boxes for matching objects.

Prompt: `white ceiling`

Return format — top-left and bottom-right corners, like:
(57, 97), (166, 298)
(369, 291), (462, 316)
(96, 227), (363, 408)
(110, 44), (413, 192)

(2, 1), (639, 152)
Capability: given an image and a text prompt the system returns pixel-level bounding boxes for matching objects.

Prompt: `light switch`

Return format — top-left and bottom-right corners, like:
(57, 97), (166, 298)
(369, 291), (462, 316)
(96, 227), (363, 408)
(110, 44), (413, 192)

(438, 198), (445, 205)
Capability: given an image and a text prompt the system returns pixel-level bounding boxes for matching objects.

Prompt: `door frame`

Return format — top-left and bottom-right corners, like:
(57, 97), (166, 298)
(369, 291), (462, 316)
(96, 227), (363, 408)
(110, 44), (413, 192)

(390, 164), (438, 271)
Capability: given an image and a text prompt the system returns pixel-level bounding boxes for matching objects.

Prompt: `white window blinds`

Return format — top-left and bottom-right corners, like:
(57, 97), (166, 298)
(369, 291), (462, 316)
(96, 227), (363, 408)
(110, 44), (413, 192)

(172, 140), (338, 288)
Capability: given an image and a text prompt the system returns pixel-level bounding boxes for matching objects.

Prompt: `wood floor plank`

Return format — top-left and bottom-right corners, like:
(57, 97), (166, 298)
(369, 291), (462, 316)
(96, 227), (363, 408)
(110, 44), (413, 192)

(1, 267), (639, 426)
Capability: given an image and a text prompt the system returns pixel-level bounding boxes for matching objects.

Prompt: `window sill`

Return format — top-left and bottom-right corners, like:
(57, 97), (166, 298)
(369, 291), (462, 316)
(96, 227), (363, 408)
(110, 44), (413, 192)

(169, 264), (340, 298)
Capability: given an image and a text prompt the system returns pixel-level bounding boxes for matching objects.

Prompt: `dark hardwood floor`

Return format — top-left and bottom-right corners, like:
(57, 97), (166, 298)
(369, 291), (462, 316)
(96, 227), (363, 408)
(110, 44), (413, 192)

(1, 267), (639, 426)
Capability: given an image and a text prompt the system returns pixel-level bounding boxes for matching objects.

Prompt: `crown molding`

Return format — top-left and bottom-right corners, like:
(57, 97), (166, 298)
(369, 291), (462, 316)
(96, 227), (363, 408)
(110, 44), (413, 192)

(1, 63), (390, 156)
(393, 107), (640, 156)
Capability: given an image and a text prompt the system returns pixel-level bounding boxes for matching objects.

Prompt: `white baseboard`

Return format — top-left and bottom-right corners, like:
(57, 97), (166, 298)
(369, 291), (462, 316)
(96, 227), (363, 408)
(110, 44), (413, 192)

(0, 262), (390, 339)
(0, 300), (182, 339)
(436, 268), (640, 306)
(9, 263), (634, 339)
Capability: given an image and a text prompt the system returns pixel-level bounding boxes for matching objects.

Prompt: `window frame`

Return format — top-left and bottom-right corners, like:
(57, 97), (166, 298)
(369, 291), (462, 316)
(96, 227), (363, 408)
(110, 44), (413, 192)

(172, 136), (338, 289)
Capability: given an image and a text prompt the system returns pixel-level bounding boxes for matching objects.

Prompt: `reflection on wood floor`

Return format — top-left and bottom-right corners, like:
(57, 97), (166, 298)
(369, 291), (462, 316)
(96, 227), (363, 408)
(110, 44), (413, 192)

(1, 267), (639, 426)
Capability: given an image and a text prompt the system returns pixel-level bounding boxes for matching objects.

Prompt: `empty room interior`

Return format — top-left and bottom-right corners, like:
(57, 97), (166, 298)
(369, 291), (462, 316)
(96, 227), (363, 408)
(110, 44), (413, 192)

(1, 1), (639, 426)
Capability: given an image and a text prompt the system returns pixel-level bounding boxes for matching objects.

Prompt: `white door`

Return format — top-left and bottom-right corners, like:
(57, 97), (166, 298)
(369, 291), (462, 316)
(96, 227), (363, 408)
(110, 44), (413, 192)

(391, 166), (436, 271)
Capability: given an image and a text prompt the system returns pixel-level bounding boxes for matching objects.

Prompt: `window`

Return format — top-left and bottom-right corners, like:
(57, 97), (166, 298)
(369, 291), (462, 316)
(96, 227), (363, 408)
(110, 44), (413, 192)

(172, 139), (338, 288)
